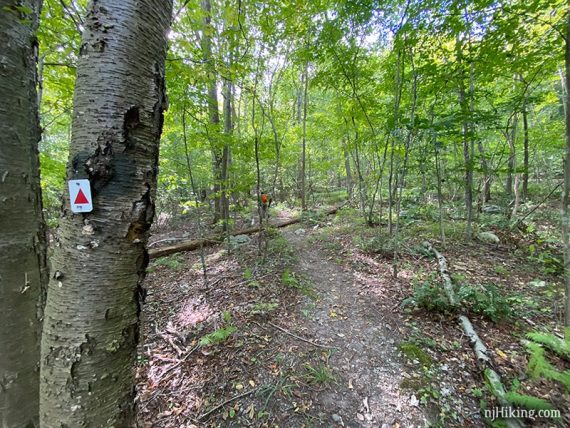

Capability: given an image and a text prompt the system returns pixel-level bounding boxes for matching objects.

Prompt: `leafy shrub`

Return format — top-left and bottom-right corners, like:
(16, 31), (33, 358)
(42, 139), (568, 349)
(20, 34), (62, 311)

(147, 254), (184, 272)
(355, 235), (405, 258)
(199, 326), (237, 346)
(404, 278), (511, 322)
(528, 247), (563, 275)
(267, 233), (296, 261)
(403, 274), (453, 313)
(456, 284), (512, 322)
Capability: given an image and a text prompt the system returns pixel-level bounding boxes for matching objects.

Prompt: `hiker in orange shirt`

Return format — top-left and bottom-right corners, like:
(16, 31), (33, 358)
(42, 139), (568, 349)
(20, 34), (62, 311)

(260, 191), (272, 220)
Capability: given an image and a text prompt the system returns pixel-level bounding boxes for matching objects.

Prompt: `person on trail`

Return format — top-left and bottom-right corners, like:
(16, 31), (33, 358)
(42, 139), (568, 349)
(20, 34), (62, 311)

(260, 191), (272, 220)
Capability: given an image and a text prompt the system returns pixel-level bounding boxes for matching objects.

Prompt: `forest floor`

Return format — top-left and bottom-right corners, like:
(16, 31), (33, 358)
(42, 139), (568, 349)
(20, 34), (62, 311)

(136, 205), (569, 428)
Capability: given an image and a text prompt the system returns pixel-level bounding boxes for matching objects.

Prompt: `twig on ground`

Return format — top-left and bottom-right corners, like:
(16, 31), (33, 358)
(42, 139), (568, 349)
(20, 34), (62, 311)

(267, 321), (339, 350)
(158, 332), (184, 356)
(156, 344), (199, 383)
(523, 317), (564, 339)
(198, 388), (258, 420)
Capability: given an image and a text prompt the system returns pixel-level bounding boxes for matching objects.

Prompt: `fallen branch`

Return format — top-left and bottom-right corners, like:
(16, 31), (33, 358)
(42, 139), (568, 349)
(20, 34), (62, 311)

(149, 204), (345, 259)
(267, 321), (339, 350)
(422, 241), (458, 307)
(156, 344), (199, 382)
(459, 315), (490, 366)
(198, 388), (257, 421)
(425, 242), (523, 428)
(510, 181), (563, 228)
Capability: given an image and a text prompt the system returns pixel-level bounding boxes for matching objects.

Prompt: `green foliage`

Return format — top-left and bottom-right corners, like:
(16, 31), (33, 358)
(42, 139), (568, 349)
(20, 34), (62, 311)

(267, 234), (297, 262)
(281, 269), (299, 287)
(403, 274), (453, 313)
(528, 247), (563, 275)
(354, 235), (400, 258)
(504, 392), (556, 412)
(526, 332), (570, 360)
(251, 301), (279, 316)
(399, 342), (433, 368)
(281, 269), (317, 299)
(199, 325), (237, 347)
(303, 363), (335, 385)
(404, 276), (511, 322)
(526, 341), (570, 391)
(456, 284), (512, 322)
(147, 254), (184, 272)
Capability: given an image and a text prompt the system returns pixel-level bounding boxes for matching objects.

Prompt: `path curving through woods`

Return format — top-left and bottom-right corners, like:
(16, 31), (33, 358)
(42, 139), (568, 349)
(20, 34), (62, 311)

(281, 226), (428, 427)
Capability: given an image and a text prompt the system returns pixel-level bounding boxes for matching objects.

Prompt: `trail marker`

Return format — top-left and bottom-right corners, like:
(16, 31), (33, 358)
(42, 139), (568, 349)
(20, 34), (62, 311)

(68, 179), (93, 213)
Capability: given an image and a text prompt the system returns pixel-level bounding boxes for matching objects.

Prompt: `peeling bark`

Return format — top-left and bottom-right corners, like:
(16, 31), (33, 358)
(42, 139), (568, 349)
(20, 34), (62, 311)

(39, 1), (173, 426)
(0, 2), (47, 426)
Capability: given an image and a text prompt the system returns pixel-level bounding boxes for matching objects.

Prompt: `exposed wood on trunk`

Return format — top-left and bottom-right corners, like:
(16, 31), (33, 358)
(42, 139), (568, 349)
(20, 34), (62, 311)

(0, 2), (47, 425)
(149, 204), (345, 259)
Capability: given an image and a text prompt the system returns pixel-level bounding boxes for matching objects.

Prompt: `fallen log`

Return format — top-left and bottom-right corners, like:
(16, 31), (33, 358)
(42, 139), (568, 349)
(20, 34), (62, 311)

(148, 204), (345, 260)
(424, 242), (523, 428)
(422, 241), (457, 307)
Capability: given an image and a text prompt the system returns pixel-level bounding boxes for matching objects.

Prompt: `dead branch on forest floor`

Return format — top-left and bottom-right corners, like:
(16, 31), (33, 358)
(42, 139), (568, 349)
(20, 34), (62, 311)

(424, 241), (523, 428)
(266, 321), (340, 350)
(148, 204), (346, 259)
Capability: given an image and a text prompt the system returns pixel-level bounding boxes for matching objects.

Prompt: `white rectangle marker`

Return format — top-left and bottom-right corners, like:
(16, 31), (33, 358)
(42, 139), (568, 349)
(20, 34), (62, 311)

(68, 179), (93, 213)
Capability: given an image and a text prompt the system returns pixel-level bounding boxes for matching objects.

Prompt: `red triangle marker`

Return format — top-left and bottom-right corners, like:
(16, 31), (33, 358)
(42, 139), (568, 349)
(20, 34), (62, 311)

(74, 188), (89, 204)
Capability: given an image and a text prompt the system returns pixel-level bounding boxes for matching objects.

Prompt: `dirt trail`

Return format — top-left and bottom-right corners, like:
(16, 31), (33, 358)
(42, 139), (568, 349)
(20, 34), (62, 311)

(283, 226), (427, 427)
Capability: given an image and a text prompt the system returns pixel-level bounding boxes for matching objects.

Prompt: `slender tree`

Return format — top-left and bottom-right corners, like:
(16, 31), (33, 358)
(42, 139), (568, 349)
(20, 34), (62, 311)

(563, 9), (570, 329)
(39, 1), (173, 425)
(301, 64), (309, 211)
(0, 1), (47, 425)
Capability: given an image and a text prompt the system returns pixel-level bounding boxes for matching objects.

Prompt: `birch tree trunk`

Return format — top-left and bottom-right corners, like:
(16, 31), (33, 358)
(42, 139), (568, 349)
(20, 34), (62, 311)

(39, 1), (173, 425)
(0, 2), (47, 426)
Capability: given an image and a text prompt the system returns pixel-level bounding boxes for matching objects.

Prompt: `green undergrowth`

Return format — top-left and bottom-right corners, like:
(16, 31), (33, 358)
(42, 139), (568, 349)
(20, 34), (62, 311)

(403, 274), (512, 322)
(147, 253), (184, 272)
(399, 342), (434, 368)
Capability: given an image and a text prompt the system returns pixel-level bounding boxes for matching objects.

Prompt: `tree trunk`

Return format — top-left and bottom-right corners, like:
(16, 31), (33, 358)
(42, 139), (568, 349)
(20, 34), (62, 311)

(477, 140), (492, 203)
(506, 113), (518, 200)
(301, 65), (309, 211)
(522, 102), (530, 201)
(0, 2), (47, 426)
(342, 139), (353, 199)
(563, 11), (570, 329)
(39, 1), (173, 425)
(222, 75), (232, 227)
(201, 0), (223, 224)
(456, 34), (473, 239)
